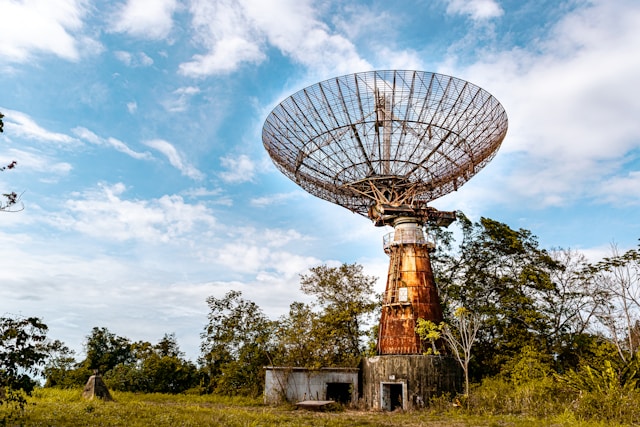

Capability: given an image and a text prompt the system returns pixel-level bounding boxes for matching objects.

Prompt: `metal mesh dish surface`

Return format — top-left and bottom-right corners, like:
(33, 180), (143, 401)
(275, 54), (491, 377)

(262, 70), (508, 216)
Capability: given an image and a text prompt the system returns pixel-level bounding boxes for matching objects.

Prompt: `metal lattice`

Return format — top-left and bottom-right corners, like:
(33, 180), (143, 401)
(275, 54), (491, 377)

(262, 70), (508, 218)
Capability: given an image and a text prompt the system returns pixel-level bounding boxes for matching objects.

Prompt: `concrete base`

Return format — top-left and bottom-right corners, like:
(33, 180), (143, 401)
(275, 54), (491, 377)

(361, 355), (461, 410)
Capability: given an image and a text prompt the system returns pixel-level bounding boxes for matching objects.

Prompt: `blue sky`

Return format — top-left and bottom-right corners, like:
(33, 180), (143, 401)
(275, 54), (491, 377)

(1, 0), (639, 361)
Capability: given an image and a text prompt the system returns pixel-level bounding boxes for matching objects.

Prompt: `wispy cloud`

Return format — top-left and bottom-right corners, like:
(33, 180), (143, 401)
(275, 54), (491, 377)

(162, 87), (201, 112)
(219, 154), (255, 183)
(444, 0), (504, 21)
(109, 0), (179, 40)
(143, 139), (205, 180)
(114, 50), (154, 67)
(596, 171), (640, 206)
(73, 127), (152, 160)
(1, 147), (72, 175)
(4, 109), (79, 146)
(250, 191), (305, 207)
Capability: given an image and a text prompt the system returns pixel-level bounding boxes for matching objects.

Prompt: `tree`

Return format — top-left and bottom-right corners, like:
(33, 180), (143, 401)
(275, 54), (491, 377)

(542, 248), (605, 370)
(297, 263), (378, 367)
(154, 333), (183, 358)
(433, 214), (563, 376)
(588, 243), (640, 363)
(42, 340), (84, 388)
(0, 316), (50, 414)
(43, 330), (199, 393)
(200, 290), (274, 396)
(272, 301), (322, 368)
(416, 307), (482, 397)
(104, 335), (197, 394)
(82, 327), (134, 374)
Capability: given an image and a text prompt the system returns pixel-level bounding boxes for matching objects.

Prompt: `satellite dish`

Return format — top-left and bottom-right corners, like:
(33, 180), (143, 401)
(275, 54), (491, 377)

(263, 70), (507, 354)
(263, 70), (507, 225)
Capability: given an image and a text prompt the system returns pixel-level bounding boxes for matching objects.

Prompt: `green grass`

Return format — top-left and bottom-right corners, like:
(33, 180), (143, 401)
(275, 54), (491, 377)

(0, 388), (628, 427)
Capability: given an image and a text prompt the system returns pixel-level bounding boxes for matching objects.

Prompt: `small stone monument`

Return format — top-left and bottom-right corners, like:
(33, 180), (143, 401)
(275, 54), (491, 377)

(82, 371), (113, 401)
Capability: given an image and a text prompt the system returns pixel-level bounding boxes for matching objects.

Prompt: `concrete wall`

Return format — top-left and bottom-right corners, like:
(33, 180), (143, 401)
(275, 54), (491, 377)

(264, 367), (359, 405)
(361, 355), (461, 410)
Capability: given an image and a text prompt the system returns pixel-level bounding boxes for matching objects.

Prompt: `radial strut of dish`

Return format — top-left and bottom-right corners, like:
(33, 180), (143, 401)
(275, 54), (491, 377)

(262, 70), (508, 219)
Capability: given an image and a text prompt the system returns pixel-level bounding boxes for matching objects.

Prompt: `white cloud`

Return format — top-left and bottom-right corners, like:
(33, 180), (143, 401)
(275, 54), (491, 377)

(109, 0), (179, 40)
(162, 86), (201, 112)
(143, 139), (205, 180)
(219, 154), (255, 183)
(179, 0), (266, 76)
(250, 191), (305, 207)
(1, 147), (72, 175)
(57, 182), (216, 242)
(3, 109), (79, 146)
(445, 0), (504, 21)
(438, 0), (640, 210)
(596, 171), (640, 206)
(114, 50), (154, 67)
(127, 102), (138, 114)
(180, 0), (370, 77)
(0, 0), (89, 62)
(114, 50), (132, 65)
(72, 127), (152, 160)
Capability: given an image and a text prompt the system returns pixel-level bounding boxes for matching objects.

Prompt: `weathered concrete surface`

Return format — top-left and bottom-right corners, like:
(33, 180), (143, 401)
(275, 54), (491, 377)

(361, 355), (461, 410)
(264, 367), (358, 405)
(82, 374), (113, 401)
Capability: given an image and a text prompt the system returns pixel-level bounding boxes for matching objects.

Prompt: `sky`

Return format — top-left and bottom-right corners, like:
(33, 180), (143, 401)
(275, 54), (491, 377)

(1, 0), (639, 362)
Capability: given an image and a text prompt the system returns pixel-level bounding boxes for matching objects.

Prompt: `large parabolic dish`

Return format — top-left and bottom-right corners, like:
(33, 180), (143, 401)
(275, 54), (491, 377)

(262, 70), (508, 221)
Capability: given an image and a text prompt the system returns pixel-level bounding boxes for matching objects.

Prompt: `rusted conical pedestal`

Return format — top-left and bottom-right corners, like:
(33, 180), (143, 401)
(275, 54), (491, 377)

(377, 218), (443, 355)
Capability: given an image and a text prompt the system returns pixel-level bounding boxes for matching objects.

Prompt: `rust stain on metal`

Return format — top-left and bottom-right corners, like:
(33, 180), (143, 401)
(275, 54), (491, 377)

(378, 243), (443, 355)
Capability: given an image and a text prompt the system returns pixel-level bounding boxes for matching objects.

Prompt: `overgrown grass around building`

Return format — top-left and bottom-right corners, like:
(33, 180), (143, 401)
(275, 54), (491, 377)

(1, 387), (637, 427)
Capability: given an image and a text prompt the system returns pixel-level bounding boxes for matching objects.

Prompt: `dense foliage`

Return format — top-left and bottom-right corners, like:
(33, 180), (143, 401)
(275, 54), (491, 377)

(43, 329), (199, 394)
(198, 263), (378, 396)
(0, 316), (51, 424)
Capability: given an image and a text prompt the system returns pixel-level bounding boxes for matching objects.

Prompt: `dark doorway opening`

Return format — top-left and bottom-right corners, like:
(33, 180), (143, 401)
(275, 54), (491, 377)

(381, 382), (404, 411)
(326, 382), (351, 404)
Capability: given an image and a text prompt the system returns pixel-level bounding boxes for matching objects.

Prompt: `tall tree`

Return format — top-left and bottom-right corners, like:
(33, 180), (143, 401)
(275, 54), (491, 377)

(434, 214), (563, 376)
(542, 248), (604, 370)
(298, 263), (378, 367)
(200, 290), (274, 396)
(82, 327), (134, 374)
(588, 243), (640, 363)
(0, 316), (50, 413)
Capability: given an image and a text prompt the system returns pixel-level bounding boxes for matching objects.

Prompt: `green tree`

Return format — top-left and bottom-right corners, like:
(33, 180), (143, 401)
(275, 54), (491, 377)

(543, 248), (604, 371)
(200, 290), (274, 396)
(434, 214), (563, 377)
(42, 340), (86, 388)
(272, 302), (322, 367)
(298, 263), (378, 367)
(104, 335), (197, 394)
(0, 316), (50, 415)
(81, 327), (134, 374)
(154, 333), (183, 358)
(418, 307), (483, 397)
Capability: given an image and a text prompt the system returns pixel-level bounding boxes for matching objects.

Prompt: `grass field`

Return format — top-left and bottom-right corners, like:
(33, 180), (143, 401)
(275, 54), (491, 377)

(0, 388), (619, 427)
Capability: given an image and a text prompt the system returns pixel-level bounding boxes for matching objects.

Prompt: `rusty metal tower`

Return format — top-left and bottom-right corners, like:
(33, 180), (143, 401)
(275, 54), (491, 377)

(262, 70), (507, 355)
